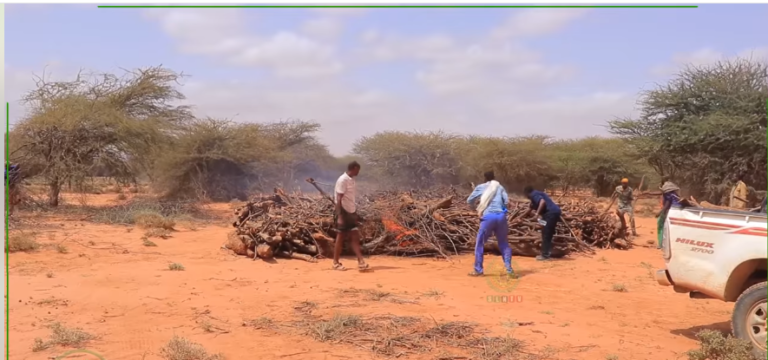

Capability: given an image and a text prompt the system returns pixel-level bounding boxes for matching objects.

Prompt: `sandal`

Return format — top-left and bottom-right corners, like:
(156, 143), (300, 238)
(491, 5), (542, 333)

(468, 271), (484, 277)
(332, 262), (346, 271)
(358, 262), (370, 271)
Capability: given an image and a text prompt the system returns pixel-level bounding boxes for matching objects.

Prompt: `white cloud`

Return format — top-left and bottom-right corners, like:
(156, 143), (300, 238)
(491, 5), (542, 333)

(4, 59), (634, 155)
(491, 9), (589, 39)
(4, 62), (82, 126)
(359, 9), (586, 96)
(144, 9), (344, 78)
(7, 8), (693, 155)
(650, 46), (768, 77)
(301, 17), (345, 40)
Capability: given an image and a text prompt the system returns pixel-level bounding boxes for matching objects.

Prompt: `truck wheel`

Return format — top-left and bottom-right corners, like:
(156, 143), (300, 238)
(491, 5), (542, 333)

(732, 281), (767, 359)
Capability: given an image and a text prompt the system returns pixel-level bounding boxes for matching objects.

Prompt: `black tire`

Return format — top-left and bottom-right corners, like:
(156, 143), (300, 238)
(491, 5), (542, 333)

(732, 281), (768, 360)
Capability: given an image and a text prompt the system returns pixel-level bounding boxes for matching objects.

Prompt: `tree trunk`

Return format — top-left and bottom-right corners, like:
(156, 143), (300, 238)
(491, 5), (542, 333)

(48, 178), (61, 207)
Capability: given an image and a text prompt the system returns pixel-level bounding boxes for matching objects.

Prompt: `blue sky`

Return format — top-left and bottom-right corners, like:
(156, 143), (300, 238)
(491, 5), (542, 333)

(5, 4), (767, 154)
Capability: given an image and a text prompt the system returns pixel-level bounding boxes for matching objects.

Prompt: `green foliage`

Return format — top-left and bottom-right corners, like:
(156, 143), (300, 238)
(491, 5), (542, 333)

(353, 132), (654, 194)
(151, 118), (331, 201)
(353, 131), (463, 188)
(686, 329), (753, 360)
(10, 66), (190, 206)
(609, 58), (768, 203)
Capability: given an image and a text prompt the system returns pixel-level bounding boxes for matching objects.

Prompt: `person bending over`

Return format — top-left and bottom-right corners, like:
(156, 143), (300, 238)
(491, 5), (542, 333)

(466, 171), (514, 277)
(523, 186), (561, 261)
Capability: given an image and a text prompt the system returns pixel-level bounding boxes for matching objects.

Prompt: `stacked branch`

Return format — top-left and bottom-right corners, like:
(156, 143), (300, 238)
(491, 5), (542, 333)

(224, 185), (630, 261)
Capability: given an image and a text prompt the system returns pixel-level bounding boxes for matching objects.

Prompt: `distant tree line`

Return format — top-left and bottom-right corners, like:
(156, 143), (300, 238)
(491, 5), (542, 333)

(8, 57), (766, 206)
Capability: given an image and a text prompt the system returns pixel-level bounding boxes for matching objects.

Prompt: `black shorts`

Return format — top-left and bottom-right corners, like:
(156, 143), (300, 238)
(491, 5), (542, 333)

(335, 209), (359, 232)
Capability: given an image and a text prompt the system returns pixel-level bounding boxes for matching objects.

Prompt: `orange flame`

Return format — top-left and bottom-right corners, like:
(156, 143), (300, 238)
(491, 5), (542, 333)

(381, 214), (417, 247)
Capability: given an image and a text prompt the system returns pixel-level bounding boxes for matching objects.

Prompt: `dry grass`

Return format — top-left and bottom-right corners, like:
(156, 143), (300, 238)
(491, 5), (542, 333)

(31, 322), (95, 352)
(465, 336), (524, 360)
(142, 238), (158, 247)
(36, 296), (68, 306)
(299, 313), (534, 358)
(6, 232), (40, 253)
(686, 329), (754, 360)
(294, 300), (318, 314)
(134, 211), (176, 230)
(338, 287), (418, 304)
(243, 317), (275, 330)
(611, 283), (628, 292)
(145, 228), (172, 239)
(168, 263), (185, 271)
(422, 289), (445, 298)
(160, 335), (224, 360)
(55, 244), (69, 254)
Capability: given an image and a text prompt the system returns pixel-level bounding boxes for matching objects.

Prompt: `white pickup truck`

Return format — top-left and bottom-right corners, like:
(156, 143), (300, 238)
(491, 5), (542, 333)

(655, 205), (767, 358)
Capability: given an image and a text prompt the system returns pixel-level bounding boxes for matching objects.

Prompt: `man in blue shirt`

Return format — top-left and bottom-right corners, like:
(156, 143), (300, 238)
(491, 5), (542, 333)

(466, 171), (514, 277)
(523, 186), (561, 261)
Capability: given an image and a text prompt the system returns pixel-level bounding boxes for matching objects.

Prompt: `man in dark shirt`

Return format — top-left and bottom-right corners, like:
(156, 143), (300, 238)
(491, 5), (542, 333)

(523, 186), (562, 261)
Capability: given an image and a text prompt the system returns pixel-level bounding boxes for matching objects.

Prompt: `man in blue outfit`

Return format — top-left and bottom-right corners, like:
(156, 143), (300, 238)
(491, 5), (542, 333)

(523, 186), (561, 261)
(466, 171), (514, 277)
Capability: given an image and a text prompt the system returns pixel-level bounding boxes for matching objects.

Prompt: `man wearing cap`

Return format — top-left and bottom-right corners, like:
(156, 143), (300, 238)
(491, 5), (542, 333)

(612, 178), (637, 236)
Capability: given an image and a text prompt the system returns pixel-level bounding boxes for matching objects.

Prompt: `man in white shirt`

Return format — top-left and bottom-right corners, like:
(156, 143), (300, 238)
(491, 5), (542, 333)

(333, 161), (369, 271)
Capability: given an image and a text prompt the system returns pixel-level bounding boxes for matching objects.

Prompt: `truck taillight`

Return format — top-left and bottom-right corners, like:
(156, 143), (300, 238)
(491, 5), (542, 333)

(662, 217), (671, 260)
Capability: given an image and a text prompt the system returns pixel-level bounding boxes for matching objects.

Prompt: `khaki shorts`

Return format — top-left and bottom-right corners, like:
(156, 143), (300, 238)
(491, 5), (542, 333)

(335, 209), (359, 233)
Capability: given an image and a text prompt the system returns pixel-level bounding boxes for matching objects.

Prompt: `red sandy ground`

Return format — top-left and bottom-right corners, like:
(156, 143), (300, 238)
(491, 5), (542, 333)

(7, 194), (732, 360)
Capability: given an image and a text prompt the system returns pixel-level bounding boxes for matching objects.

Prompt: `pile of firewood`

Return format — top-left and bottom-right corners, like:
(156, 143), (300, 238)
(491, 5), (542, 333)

(224, 183), (630, 261)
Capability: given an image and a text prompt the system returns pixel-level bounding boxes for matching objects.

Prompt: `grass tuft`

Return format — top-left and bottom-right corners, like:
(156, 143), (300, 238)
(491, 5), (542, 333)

(611, 283), (628, 292)
(6, 232), (40, 253)
(160, 335), (224, 360)
(31, 322), (95, 352)
(686, 329), (754, 360)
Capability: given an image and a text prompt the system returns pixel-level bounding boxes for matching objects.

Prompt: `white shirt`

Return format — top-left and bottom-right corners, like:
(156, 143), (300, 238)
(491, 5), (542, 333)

(334, 172), (357, 213)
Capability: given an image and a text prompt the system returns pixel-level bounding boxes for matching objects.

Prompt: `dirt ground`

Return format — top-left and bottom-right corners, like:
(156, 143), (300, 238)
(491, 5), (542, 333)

(7, 193), (733, 360)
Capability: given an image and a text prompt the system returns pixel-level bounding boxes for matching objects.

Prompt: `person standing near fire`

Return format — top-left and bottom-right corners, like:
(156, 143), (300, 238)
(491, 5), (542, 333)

(611, 178), (637, 236)
(466, 171), (514, 277)
(523, 186), (561, 261)
(332, 161), (369, 271)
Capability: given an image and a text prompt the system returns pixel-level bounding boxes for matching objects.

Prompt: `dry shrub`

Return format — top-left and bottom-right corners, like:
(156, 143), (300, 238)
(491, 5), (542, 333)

(145, 228), (172, 239)
(294, 300), (318, 314)
(92, 199), (206, 227)
(152, 118), (332, 202)
(306, 313), (365, 342)
(465, 336), (524, 360)
(686, 329), (754, 360)
(134, 211), (176, 230)
(142, 238), (158, 247)
(6, 232), (40, 253)
(168, 263), (185, 271)
(117, 192), (127, 200)
(243, 317), (275, 330)
(55, 244), (69, 254)
(160, 335), (224, 360)
(301, 313), (530, 358)
(31, 322), (95, 352)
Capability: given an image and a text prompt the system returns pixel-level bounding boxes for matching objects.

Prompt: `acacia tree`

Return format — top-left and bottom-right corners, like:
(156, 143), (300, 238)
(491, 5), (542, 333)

(10, 66), (191, 206)
(608, 58), (768, 203)
(151, 119), (328, 201)
(352, 131), (463, 188)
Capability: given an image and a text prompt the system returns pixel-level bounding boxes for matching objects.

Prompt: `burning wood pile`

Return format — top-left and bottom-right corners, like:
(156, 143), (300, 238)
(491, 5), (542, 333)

(224, 182), (630, 261)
